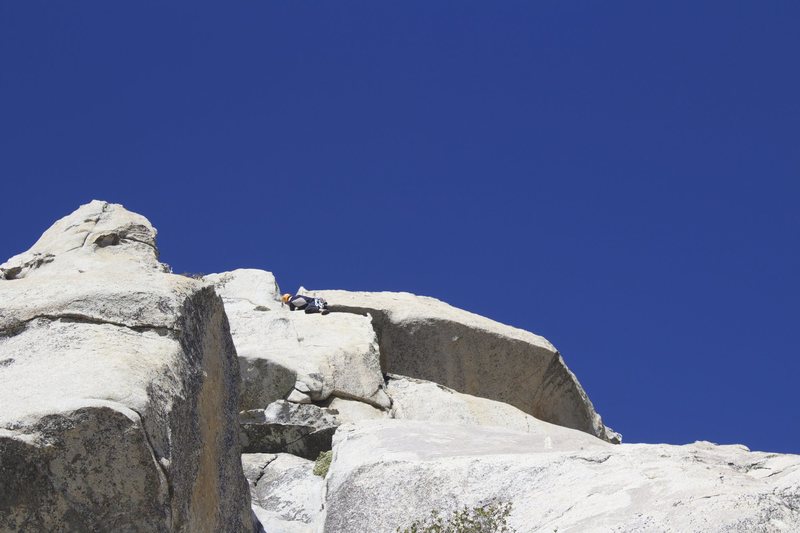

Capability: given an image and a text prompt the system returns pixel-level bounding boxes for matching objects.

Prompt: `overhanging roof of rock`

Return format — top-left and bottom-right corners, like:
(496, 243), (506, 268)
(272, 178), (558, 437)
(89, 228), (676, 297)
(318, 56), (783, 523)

(306, 288), (614, 442)
(306, 289), (557, 349)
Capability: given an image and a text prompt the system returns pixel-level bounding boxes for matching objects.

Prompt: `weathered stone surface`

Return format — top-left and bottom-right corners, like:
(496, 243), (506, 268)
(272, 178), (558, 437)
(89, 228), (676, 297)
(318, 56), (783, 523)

(0, 199), (166, 280)
(204, 270), (297, 411)
(205, 271), (390, 410)
(304, 289), (615, 442)
(0, 202), (252, 531)
(7, 200), (800, 533)
(205, 269), (282, 312)
(239, 397), (388, 460)
(0, 272), (208, 347)
(240, 401), (338, 460)
(287, 389), (313, 404)
(242, 453), (278, 485)
(0, 403), (170, 532)
(325, 397), (386, 424)
(245, 453), (323, 533)
(324, 420), (800, 533)
(240, 394), (394, 461)
(387, 374), (554, 433)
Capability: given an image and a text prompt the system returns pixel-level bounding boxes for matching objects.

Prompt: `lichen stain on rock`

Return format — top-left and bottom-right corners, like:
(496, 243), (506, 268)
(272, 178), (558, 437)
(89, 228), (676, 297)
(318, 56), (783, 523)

(187, 306), (226, 531)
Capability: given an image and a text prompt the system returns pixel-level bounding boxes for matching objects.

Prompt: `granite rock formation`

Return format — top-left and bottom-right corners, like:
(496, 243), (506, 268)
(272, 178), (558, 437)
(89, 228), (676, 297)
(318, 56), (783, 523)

(0, 201), (252, 532)
(243, 453), (323, 533)
(204, 271), (390, 412)
(304, 288), (618, 442)
(324, 420), (800, 532)
(3, 201), (799, 533)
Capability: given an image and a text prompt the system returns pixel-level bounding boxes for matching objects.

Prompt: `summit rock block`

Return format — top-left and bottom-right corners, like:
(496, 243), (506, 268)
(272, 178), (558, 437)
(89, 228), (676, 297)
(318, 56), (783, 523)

(0, 199), (166, 280)
(0, 201), (252, 532)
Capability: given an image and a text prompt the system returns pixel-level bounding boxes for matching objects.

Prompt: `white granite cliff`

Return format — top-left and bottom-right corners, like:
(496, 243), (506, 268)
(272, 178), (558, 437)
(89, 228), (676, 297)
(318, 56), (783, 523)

(2, 201), (798, 533)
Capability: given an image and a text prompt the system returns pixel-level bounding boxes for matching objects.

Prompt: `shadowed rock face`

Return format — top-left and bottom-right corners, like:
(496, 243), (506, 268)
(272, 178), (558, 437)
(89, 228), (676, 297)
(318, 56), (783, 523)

(305, 289), (618, 443)
(0, 201), (252, 532)
(0, 405), (170, 531)
(240, 401), (338, 460)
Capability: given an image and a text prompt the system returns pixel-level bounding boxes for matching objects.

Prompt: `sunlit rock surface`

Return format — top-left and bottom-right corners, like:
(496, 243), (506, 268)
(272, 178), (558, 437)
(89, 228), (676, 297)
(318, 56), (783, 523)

(205, 271), (390, 411)
(4, 201), (798, 533)
(0, 201), (252, 532)
(243, 453), (323, 533)
(305, 289), (617, 442)
(324, 420), (800, 533)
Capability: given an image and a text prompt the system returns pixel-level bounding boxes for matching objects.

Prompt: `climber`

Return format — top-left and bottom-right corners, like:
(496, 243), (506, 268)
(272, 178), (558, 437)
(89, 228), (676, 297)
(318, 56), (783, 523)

(282, 293), (330, 315)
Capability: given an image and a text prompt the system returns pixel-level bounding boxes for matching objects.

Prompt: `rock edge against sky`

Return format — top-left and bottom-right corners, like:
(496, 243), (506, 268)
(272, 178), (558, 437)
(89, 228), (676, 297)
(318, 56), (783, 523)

(1, 201), (798, 532)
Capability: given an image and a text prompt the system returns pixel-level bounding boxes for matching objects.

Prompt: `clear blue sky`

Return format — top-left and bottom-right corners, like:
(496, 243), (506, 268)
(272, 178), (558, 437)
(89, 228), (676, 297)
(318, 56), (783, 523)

(2, 2), (798, 453)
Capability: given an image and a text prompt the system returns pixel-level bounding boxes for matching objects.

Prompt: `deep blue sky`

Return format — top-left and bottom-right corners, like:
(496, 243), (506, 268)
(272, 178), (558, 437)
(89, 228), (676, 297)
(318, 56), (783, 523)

(2, 3), (798, 453)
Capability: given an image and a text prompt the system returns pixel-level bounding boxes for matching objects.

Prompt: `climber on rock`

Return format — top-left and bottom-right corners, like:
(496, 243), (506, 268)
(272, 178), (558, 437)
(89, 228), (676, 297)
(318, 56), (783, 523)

(282, 293), (330, 315)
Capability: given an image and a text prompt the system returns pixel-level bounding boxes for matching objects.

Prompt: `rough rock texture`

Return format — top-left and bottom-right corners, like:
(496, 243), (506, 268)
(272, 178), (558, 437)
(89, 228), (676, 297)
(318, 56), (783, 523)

(0, 199), (166, 281)
(7, 201), (798, 533)
(244, 453), (323, 533)
(324, 397), (386, 424)
(204, 271), (390, 411)
(240, 396), (388, 459)
(204, 270), (297, 410)
(240, 401), (338, 460)
(205, 269), (283, 312)
(324, 420), (800, 533)
(387, 374), (552, 433)
(242, 453), (278, 485)
(304, 289), (616, 442)
(0, 201), (251, 532)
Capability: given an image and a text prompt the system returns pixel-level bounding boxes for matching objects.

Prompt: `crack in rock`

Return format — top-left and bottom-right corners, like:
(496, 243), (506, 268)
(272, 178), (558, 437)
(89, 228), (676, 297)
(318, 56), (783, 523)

(1, 313), (178, 338)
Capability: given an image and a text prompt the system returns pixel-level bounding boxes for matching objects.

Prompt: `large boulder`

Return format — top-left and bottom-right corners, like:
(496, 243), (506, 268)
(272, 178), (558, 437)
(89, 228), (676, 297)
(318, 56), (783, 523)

(0, 201), (252, 531)
(204, 271), (390, 411)
(304, 289), (615, 442)
(243, 453), (324, 533)
(324, 420), (800, 533)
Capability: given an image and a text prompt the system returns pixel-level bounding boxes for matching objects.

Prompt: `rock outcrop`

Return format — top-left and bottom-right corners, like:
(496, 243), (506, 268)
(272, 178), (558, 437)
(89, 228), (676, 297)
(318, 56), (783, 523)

(243, 453), (323, 533)
(4, 201), (798, 533)
(324, 420), (800, 532)
(0, 201), (252, 531)
(304, 289), (617, 442)
(0, 199), (166, 281)
(204, 271), (390, 411)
